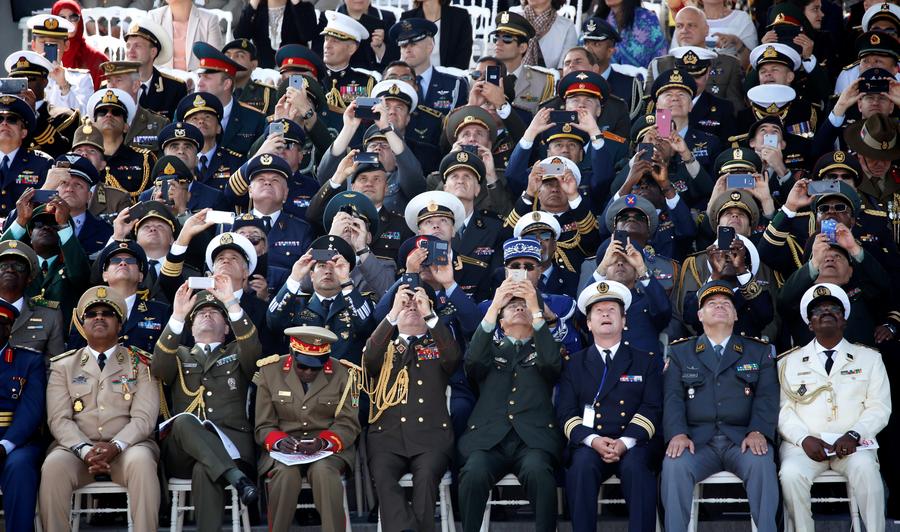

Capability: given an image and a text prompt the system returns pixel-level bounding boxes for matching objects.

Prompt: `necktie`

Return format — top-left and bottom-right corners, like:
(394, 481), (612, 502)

(407, 335), (419, 346)
(146, 259), (159, 288)
(458, 223), (467, 238)
(138, 83), (147, 103)
(322, 298), (333, 315)
(40, 260), (49, 277)
(824, 349), (835, 375)
(416, 75), (424, 93)
(199, 155), (208, 174)
(602, 349), (612, 364)
(97, 352), (107, 371)
(0, 155), (8, 175)
(262, 215), (272, 233)
(714, 345), (724, 357)
(302, 381), (309, 393)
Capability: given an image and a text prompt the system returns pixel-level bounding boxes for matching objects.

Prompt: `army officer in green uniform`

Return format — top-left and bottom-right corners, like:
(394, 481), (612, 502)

(152, 278), (261, 531)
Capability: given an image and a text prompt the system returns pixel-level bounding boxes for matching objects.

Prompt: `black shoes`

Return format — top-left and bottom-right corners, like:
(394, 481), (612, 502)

(234, 478), (259, 505)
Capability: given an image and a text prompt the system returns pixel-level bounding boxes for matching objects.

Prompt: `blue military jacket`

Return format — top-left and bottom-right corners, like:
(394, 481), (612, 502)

(0, 344), (46, 447)
(557, 343), (662, 446)
(663, 334), (778, 446)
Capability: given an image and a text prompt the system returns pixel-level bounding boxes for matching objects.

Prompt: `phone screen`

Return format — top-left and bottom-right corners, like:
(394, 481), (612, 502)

(655, 109), (672, 137)
(717, 226), (735, 250)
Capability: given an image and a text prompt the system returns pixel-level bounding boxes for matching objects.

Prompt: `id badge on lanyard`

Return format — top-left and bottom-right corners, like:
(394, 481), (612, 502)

(582, 364), (608, 427)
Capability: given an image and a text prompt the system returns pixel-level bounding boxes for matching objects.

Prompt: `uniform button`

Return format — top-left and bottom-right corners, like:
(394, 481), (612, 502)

(302, 422), (308, 426)
(595, 413), (601, 418)
(548, 423), (553, 428)
(511, 387), (516, 392)
(418, 417), (424, 422)
(206, 391), (212, 396)
(509, 400), (515, 405)
(442, 423), (447, 428)
(208, 408), (213, 413)
(619, 400), (624, 405)
(595, 402), (600, 407)
(508, 414), (514, 420)
(123, 335), (128, 340)
(301, 405), (307, 409)
(401, 417), (406, 422)
(417, 380), (423, 385)
(470, 425), (476, 429)
(99, 406), (104, 411)
(596, 425), (602, 430)
(513, 373), (518, 377)
(418, 398), (424, 404)
(416, 363), (420, 368)
(826, 398), (831, 403)
(827, 417), (832, 422)
(99, 384), (103, 390)
(620, 412), (625, 417)
(98, 427), (103, 431)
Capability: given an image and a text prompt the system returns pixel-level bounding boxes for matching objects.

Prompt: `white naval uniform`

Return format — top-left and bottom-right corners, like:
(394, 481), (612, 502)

(777, 338), (891, 532)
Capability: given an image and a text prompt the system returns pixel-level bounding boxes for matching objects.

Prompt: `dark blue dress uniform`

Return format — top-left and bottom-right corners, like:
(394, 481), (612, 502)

(0, 342), (46, 532)
(137, 155), (225, 212)
(0, 96), (51, 219)
(557, 343), (663, 532)
(266, 234), (375, 365)
(662, 294), (779, 532)
(197, 146), (245, 192)
(104, 143), (155, 201)
(691, 91), (736, 141)
(138, 68), (189, 122)
(76, 212), (113, 258)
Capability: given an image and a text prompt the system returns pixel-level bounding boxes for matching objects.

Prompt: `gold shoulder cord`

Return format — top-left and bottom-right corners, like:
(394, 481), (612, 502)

(354, 343), (410, 423)
(174, 357), (207, 420)
(778, 360), (836, 419)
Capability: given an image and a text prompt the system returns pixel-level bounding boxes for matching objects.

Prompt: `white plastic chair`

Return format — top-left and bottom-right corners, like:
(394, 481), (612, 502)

(85, 35), (126, 61)
(377, 471), (454, 532)
(478, 473), (532, 532)
(262, 475), (352, 531)
(688, 471), (757, 532)
(251, 67), (281, 87)
(205, 8), (234, 41)
(70, 481), (133, 532)
(167, 478), (251, 532)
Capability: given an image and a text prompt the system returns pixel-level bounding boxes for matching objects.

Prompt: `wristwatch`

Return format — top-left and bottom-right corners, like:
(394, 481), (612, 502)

(531, 311), (544, 320)
(846, 430), (861, 443)
(379, 124), (395, 135)
(300, 107), (315, 120)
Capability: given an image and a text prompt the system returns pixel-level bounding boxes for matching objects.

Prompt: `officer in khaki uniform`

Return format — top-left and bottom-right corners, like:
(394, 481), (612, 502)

(490, 12), (556, 116)
(778, 284), (891, 532)
(0, 240), (65, 357)
(152, 280), (260, 531)
(40, 286), (160, 532)
(255, 326), (361, 532)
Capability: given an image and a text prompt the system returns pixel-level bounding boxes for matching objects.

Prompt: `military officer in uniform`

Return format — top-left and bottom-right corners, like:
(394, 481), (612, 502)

(580, 17), (643, 116)
(139, 156), (223, 215)
(490, 12), (556, 116)
(778, 284), (891, 532)
(267, 235), (375, 365)
(192, 42), (267, 157)
(0, 298), (46, 532)
(40, 286), (160, 532)
(67, 240), (169, 353)
(255, 326), (361, 532)
(319, 11), (377, 127)
(0, 240), (65, 357)
(3, 51), (79, 158)
(0, 95), (52, 219)
(557, 280), (662, 532)
(125, 19), (188, 121)
(458, 274), (564, 532)
(514, 211), (584, 298)
(156, 120), (207, 187)
(390, 19), (468, 114)
(661, 281), (779, 532)
(738, 84), (815, 173)
(668, 47), (736, 141)
(361, 282), (461, 532)
(100, 61), (170, 153)
(153, 279), (261, 532)
(26, 14), (94, 115)
(223, 38), (276, 116)
(86, 88), (155, 200)
(1, 198), (91, 322)
(173, 92), (245, 193)
(68, 119), (132, 219)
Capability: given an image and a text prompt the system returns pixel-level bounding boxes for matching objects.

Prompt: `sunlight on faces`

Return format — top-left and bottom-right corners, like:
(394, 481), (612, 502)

(674, 8), (708, 47)
(491, 32), (527, 61)
(102, 251), (143, 286)
(235, 227), (267, 256)
(125, 36), (155, 64)
(323, 36), (357, 67)
(758, 63), (794, 86)
(73, 145), (105, 171)
(0, 113), (28, 145)
(418, 215), (454, 242)
(383, 65), (417, 89)
(365, 140), (397, 171)
(55, 174), (91, 210)
(749, 124), (785, 151)
(562, 49), (595, 76)
(196, 72), (232, 101)
(860, 54), (897, 73)
(548, 138), (583, 164)
(698, 293), (737, 328)
(605, 254), (637, 285)
(499, 297), (532, 328)
(718, 207), (752, 236)
(656, 88), (692, 119)
(506, 256), (542, 285)
(537, 177), (568, 212)
(455, 123), (491, 148)
(136, 218), (174, 249)
(586, 300), (625, 337)
(443, 168), (480, 202)
(104, 73), (140, 96)
(858, 92), (894, 117)
(817, 248), (852, 283)
(564, 94), (600, 116)
(399, 38), (434, 70)
(523, 229), (557, 263)
(31, 36), (69, 56)
(351, 169), (387, 205)
(186, 112), (221, 141)
(164, 139), (199, 168)
(815, 197), (854, 228)
(191, 306), (229, 340)
(213, 249), (249, 285)
(381, 99), (411, 130)
(248, 172), (288, 206)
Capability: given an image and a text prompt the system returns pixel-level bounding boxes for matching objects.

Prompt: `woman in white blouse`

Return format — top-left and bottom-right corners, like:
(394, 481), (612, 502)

(512, 0), (579, 69)
(150, 0), (225, 71)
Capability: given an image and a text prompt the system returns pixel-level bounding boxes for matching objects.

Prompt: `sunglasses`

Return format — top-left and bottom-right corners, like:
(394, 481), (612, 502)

(809, 304), (842, 316)
(0, 262), (27, 273)
(245, 235), (265, 245)
(525, 230), (553, 241)
(65, 14), (81, 22)
(816, 203), (849, 214)
(31, 220), (56, 230)
(0, 115), (22, 126)
(617, 211), (649, 223)
(96, 107), (125, 118)
(490, 33), (521, 44)
(108, 256), (138, 266)
(84, 309), (117, 319)
(296, 363), (323, 371)
(507, 262), (536, 271)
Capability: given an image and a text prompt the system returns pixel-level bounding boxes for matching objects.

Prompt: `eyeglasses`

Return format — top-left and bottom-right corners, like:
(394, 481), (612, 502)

(0, 262), (27, 273)
(245, 235), (264, 245)
(31, 220), (56, 230)
(0, 115), (22, 126)
(490, 33), (521, 44)
(816, 203), (850, 214)
(65, 14), (81, 22)
(194, 308), (222, 319)
(296, 363), (323, 371)
(84, 309), (117, 319)
(507, 262), (536, 271)
(809, 304), (843, 316)
(824, 172), (854, 181)
(108, 256), (138, 266)
(95, 107), (125, 118)
(616, 211), (648, 223)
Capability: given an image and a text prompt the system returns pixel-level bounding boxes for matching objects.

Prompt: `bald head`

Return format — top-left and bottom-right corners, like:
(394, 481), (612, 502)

(674, 6), (709, 47)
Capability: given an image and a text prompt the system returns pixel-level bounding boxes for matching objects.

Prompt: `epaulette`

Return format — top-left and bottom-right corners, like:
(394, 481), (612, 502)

(225, 147), (244, 158)
(416, 104), (442, 118)
(256, 354), (281, 368)
(727, 133), (749, 146)
(740, 334), (769, 344)
(525, 64), (557, 76)
(351, 67), (380, 80)
(841, 60), (860, 71)
(601, 130), (626, 143)
(775, 345), (801, 362)
(30, 296), (59, 309)
(132, 146), (152, 154)
(29, 149), (54, 161)
(238, 101), (265, 115)
(143, 108), (167, 119)
(338, 358), (362, 371)
(669, 336), (696, 345)
(863, 208), (887, 217)
(50, 349), (78, 363)
(159, 71), (188, 84)
(129, 346), (153, 365)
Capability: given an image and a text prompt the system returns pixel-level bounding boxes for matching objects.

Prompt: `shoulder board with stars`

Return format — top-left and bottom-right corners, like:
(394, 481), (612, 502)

(256, 354), (281, 368)
(775, 345), (801, 362)
(30, 296), (59, 309)
(50, 349), (78, 363)
(741, 335), (769, 344)
(225, 147), (244, 158)
(416, 104), (442, 118)
(841, 60), (860, 71)
(669, 336), (696, 345)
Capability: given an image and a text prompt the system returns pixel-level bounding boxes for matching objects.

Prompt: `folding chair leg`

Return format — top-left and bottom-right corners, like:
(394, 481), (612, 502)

(170, 490), (181, 532)
(688, 483), (701, 532)
(377, 507), (383, 532)
(479, 493), (492, 532)
(343, 484), (352, 532)
(848, 484), (862, 532)
(71, 492), (82, 532)
(126, 493), (133, 532)
(230, 489), (240, 532)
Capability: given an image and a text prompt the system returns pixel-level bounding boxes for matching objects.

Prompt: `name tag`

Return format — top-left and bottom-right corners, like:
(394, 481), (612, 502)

(582, 404), (594, 427)
(278, 390), (292, 397)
